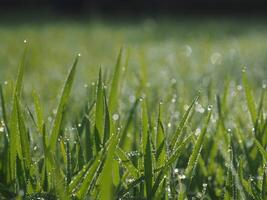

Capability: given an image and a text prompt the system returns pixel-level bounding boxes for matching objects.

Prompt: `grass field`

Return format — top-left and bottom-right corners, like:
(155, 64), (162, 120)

(0, 17), (266, 199)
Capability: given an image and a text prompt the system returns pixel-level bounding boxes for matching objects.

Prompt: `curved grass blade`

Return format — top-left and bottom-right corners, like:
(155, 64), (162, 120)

(48, 55), (79, 152)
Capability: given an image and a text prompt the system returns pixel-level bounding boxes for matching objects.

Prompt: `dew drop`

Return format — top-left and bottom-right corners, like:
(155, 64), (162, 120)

(78, 53), (81, 57)
(207, 105), (213, 111)
(210, 52), (222, 65)
(112, 114), (119, 121)
(167, 122), (171, 128)
(78, 123), (82, 127)
(83, 83), (88, 88)
(23, 39), (27, 44)
(4, 81), (8, 85)
(242, 66), (247, 73)
(195, 128), (201, 136)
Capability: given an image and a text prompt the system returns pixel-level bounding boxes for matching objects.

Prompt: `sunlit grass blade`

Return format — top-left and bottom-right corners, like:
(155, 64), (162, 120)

(48, 55), (79, 152)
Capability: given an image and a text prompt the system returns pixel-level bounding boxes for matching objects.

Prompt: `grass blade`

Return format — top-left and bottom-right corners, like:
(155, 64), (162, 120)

(48, 55), (79, 152)
(108, 47), (123, 115)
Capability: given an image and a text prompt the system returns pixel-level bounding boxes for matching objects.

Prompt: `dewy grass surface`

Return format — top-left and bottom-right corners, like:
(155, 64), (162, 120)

(0, 18), (267, 199)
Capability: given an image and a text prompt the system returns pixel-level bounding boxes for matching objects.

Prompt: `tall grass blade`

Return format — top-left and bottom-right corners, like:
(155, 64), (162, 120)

(48, 55), (79, 152)
(108, 47), (123, 115)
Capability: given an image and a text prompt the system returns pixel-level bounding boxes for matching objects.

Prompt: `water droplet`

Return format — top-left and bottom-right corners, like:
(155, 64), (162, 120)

(4, 81), (8, 85)
(78, 123), (82, 127)
(184, 104), (189, 111)
(83, 83), (88, 88)
(207, 105), (213, 111)
(171, 78), (177, 84)
(202, 183), (208, 188)
(167, 122), (171, 128)
(195, 104), (205, 113)
(174, 168), (179, 174)
(18, 190), (24, 196)
(195, 128), (201, 136)
(262, 84), (266, 89)
(178, 174), (186, 180)
(112, 114), (119, 121)
(210, 52), (222, 65)
(78, 53), (81, 57)
(242, 66), (247, 73)
(33, 146), (38, 151)
(52, 109), (57, 115)
(171, 98), (176, 103)
(237, 85), (242, 91)
(23, 39), (27, 44)
(185, 45), (192, 57)
(91, 82), (95, 86)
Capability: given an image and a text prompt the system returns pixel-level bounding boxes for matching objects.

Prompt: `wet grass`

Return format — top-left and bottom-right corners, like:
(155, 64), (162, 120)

(0, 18), (266, 199)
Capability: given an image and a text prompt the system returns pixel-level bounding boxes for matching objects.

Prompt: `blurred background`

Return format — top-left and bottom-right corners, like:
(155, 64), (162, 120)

(0, 0), (266, 115)
(1, 0), (267, 15)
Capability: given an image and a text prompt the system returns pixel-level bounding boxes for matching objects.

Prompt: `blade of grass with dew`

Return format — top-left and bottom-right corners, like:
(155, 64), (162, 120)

(242, 67), (257, 124)
(170, 94), (199, 149)
(98, 132), (119, 200)
(32, 90), (44, 135)
(119, 98), (139, 147)
(95, 68), (104, 152)
(254, 138), (267, 163)
(116, 147), (139, 179)
(74, 136), (114, 199)
(262, 165), (267, 199)
(156, 103), (165, 167)
(8, 46), (28, 184)
(103, 90), (110, 145)
(144, 132), (153, 199)
(48, 55), (79, 152)
(108, 47), (123, 115)
(179, 108), (211, 199)
(16, 96), (31, 173)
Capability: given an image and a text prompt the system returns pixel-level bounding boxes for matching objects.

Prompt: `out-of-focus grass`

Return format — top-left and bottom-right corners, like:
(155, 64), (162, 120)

(0, 17), (266, 113)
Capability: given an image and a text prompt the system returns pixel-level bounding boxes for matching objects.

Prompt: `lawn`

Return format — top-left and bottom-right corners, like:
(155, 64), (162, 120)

(0, 17), (266, 199)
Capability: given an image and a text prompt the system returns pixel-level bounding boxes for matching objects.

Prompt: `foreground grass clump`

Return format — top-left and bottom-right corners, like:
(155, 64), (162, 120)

(0, 47), (266, 200)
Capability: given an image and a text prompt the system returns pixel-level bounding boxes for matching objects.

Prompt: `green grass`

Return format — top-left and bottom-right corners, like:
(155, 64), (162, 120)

(0, 17), (267, 199)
